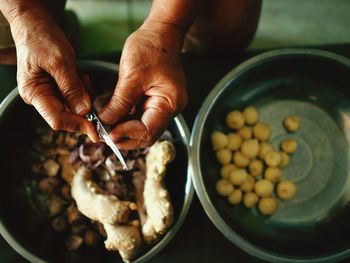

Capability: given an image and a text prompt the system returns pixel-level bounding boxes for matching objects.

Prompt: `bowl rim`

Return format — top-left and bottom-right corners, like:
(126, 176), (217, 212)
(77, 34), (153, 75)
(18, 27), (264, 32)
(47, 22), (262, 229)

(0, 60), (194, 263)
(189, 48), (350, 263)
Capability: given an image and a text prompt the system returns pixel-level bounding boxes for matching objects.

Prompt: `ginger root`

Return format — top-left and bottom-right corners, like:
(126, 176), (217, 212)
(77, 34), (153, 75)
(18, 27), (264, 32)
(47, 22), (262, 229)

(71, 167), (140, 262)
(71, 167), (133, 224)
(104, 223), (142, 262)
(132, 171), (147, 226)
(142, 141), (175, 244)
(70, 140), (176, 261)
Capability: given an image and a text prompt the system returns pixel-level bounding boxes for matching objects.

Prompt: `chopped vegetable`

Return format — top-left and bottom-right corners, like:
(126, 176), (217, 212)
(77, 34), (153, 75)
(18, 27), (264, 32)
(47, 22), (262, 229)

(26, 126), (175, 262)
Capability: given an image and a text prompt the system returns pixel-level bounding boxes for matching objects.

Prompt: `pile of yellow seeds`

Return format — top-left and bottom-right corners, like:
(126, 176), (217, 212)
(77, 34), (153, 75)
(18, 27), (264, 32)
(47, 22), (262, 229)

(212, 107), (300, 215)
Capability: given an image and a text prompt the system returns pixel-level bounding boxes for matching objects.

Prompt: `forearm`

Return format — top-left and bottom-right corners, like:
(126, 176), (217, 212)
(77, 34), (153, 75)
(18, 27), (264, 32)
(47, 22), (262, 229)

(142, 0), (205, 52)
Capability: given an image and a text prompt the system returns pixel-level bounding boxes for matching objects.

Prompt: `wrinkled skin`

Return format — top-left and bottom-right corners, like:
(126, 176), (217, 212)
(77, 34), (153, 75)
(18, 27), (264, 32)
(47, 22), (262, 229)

(9, 7), (187, 149)
(100, 27), (187, 150)
(10, 8), (99, 142)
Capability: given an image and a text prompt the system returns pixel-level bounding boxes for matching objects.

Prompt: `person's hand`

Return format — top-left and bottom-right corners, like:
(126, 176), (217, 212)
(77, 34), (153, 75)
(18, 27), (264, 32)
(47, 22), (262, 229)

(10, 7), (98, 142)
(99, 24), (188, 150)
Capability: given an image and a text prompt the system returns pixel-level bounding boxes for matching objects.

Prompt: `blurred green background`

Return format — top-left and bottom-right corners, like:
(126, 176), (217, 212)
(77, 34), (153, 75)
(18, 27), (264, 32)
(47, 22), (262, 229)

(64, 0), (350, 57)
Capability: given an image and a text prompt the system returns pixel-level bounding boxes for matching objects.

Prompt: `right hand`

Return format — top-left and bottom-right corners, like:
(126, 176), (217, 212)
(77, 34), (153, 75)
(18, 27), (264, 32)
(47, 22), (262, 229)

(10, 7), (99, 142)
(99, 26), (188, 150)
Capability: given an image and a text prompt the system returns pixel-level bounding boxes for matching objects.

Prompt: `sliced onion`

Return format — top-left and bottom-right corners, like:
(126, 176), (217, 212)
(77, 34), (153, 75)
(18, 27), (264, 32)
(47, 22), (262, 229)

(69, 148), (79, 164)
(78, 144), (91, 163)
(78, 143), (105, 168)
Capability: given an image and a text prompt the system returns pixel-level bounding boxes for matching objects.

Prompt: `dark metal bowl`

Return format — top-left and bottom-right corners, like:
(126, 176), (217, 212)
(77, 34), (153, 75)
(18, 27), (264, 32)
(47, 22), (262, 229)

(191, 49), (350, 262)
(0, 61), (193, 263)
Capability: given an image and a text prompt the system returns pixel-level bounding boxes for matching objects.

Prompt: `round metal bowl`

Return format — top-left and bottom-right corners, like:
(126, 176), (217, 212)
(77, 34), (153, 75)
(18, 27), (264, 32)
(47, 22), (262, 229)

(0, 60), (194, 263)
(191, 49), (350, 262)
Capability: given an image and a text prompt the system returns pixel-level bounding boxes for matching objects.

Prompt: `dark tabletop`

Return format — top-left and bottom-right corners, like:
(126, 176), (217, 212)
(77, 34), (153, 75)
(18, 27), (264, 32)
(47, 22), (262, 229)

(1, 44), (350, 263)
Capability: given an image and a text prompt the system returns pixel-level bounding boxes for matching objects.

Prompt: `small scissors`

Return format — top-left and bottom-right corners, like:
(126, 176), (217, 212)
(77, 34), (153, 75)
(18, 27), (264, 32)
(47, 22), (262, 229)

(86, 111), (128, 170)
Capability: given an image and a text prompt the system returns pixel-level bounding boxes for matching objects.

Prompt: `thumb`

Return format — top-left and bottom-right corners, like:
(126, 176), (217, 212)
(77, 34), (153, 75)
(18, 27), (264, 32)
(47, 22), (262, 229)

(99, 81), (142, 125)
(47, 60), (91, 116)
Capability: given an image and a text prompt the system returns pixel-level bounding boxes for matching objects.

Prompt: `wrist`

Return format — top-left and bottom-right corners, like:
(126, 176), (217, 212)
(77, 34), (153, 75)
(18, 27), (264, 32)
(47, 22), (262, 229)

(8, 6), (55, 44)
(141, 17), (186, 53)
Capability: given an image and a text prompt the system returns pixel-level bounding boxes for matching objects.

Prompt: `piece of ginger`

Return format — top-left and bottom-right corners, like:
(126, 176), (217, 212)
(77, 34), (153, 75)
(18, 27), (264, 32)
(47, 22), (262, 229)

(71, 167), (140, 262)
(70, 140), (176, 261)
(142, 141), (175, 244)
(132, 171), (147, 226)
(71, 167), (133, 224)
(104, 223), (142, 263)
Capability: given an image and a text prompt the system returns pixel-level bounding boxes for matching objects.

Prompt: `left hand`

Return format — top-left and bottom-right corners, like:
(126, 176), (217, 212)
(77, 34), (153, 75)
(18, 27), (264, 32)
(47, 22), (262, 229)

(99, 25), (187, 150)
(8, 6), (99, 142)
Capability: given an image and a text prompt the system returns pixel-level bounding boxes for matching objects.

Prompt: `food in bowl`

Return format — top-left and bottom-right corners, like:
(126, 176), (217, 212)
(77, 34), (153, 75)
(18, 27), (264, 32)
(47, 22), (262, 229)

(26, 128), (175, 262)
(280, 138), (298, 154)
(212, 106), (298, 215)
(283, 115), (301, 132)
(191, 49), (350, 262)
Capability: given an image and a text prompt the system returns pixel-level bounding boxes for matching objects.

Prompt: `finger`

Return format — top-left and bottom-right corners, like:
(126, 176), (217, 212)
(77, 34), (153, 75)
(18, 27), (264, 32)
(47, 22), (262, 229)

(45, 58), (91, 116)
(109, 120), (149, 147)
(99, 80), (143, 125)
(19, 81), (99, 142)
(141, 108), (171, 141)
(110, 120), (154, 150)
(109, 108), (170, 150)
(80, 73), (93, 97)
(116, 138), (151, 150)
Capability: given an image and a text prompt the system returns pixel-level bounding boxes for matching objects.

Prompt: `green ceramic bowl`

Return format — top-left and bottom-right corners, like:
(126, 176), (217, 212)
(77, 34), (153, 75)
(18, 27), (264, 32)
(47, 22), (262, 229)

(0, 61), (193, 263)
(191, 49), (350, 262)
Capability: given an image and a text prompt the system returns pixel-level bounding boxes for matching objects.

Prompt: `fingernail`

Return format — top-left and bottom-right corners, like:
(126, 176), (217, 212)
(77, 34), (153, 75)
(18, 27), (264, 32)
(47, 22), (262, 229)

(99, 108), (114, 124)
(74, 102), (88, 115)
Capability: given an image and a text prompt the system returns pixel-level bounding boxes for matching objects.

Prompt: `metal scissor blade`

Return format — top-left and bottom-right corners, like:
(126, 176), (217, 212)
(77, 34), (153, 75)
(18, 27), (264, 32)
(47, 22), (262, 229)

(86, 111), (128, 170)
(102, 133), (128, 170)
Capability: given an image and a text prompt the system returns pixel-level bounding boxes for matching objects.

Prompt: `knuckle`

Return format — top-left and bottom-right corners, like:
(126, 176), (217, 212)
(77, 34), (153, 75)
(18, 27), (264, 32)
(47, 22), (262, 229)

(110, 94), (133, 112)
(30, 88), (49, 106)
(18, 84), (33, 105)
(50, 54), (66, 69)
(118, 72), (141, 87)
(60, 84), (82, 101)
(47, 117), (62, 131)
(163, 85), (187, 115)
(19, 60), (34, 74)
(144, 128), (157, 146)
(20, 84), (47, 107)
(48, 114), (81, 133)
(17, 71), (36, 105)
